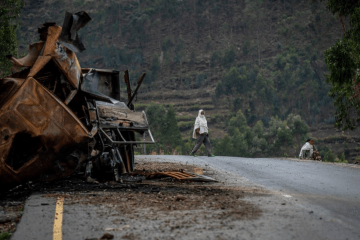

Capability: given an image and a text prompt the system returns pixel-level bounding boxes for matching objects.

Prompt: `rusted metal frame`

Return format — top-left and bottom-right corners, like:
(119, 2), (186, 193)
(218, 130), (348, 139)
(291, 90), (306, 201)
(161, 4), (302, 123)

(88, 131), (105, 161)
(95, 100), (152, 144)
(124, 70), (132, 103)
(116, 128), (127, 142)
(149, 171), (217, 182)
(64, 89), (78, 105)
(143, 110), (155, 143)
(98, 124), (149, 130)
(164, 172), (195, 178)
(99, 128), (155, 144)
(127, 73), (146, 107)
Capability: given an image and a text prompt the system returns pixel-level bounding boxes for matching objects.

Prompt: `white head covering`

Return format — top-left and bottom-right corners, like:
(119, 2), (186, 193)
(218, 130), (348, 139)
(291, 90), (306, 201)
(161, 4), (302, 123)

(192, 109), (208, 139)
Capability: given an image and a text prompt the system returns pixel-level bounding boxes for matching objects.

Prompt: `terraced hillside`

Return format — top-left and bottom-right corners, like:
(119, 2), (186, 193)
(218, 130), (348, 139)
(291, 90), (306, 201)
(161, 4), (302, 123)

(14, 0), (360, 161)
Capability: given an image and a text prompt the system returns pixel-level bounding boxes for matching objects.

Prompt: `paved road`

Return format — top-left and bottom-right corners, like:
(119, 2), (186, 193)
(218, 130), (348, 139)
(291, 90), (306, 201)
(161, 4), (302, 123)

(143, 156), (360, 230)
(11, 156), (360, 240)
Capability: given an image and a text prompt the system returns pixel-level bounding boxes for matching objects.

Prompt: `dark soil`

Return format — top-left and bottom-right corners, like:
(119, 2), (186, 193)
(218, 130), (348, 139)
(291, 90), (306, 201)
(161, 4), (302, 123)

(45, 160), (264, 221)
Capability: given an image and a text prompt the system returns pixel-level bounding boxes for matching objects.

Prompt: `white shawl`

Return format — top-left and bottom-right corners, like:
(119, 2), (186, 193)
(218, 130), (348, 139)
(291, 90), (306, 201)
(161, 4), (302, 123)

(299, 142), (314, 158)
(192, 109), (208, 139)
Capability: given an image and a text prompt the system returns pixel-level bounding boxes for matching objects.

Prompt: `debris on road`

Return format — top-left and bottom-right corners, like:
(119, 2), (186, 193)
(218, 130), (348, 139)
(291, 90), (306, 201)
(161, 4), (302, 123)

(0, 11), (154, 191)
(0, 159), (265, 239)
(100, 233), (114, 239)
(85, 233), (114, 240)
(0, 201), (24, 236)
(145, 171), (218, 182)
(43, 160), (263, 222)
(0, 212), (22, 224)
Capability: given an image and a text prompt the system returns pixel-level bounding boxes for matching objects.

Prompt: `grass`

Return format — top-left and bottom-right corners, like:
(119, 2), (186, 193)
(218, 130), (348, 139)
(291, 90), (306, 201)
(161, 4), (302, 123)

(333, 158), (349, 163)
(176, 115), (194, 121)
(134, 103), (151, 110)
(178, 121), (194, 131)
(0, 232), (11, 240)
(175, 104), (214, 112)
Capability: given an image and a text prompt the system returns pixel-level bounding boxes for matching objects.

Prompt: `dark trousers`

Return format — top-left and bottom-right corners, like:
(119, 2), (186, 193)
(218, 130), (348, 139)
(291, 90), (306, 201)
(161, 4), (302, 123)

(190, 134), (212, 156)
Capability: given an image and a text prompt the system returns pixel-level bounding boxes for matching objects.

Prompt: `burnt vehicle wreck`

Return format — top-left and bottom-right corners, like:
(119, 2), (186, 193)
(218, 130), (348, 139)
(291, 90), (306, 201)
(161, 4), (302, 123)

(0, 12), (154, 191)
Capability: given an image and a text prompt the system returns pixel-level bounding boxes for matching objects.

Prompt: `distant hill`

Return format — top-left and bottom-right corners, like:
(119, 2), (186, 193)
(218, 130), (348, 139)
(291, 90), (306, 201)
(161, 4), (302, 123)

(16, 0), (360, 161)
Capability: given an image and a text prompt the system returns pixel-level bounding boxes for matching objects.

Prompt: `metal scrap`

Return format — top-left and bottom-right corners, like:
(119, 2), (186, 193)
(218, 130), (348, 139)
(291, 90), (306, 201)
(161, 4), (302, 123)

(147, 171), (218, 182)
(0, 11), (154, 191)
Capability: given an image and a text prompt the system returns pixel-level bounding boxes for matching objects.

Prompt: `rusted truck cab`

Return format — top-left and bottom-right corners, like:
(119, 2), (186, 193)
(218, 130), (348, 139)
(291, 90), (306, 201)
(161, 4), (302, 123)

(0, 12), (154, 191)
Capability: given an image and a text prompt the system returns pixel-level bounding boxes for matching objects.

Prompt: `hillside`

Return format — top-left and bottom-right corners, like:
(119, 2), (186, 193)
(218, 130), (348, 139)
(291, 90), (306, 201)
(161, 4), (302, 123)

(15, 0), (360, 161)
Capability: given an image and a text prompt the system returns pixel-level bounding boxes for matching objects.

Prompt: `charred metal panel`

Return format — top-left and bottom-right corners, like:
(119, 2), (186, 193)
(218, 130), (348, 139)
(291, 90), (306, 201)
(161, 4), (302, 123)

(0, 77), (91, 191)
(59, 11), (91, 53)
(97, 103), (148, 128)
(6, 42), (44, 68)
(81, 69), (116, 103)
(82, 68), (120, 100)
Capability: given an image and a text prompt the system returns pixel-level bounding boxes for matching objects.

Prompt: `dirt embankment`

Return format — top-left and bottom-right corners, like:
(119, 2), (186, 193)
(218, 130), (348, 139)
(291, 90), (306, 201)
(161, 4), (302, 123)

(309, 124), (360, 163)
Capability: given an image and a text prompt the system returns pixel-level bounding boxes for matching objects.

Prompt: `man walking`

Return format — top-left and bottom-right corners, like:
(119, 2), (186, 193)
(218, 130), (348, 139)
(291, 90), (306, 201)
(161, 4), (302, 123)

(190, 109), (215, 157)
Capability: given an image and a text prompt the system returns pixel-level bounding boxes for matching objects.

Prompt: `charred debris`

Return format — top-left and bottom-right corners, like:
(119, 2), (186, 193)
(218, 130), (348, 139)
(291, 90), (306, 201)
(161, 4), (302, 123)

(0, 11), (156, 192)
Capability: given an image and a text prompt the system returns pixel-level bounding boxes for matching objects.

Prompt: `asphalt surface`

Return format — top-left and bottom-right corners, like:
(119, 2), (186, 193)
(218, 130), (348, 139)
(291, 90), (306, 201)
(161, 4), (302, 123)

(147, 156), (360, 230)
(11, 156), (360, 240)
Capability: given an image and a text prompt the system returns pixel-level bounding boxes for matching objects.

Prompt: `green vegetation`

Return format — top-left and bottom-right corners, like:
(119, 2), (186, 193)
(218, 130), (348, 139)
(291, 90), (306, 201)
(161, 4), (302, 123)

(319, 146), (348, 163)
(0, 0), (24, 77)
(178, 121), (193, 131)
(214, 110), (309, 157)
(145, 103), (184, 154)
(12, 0), (353, 160)
(320, 0), (360, 130)
(0, 232), (11, 240)
(15, 0), (343, 128)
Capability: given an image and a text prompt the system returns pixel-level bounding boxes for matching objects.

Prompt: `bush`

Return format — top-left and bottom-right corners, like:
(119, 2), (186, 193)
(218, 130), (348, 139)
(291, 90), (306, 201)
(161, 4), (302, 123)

(178, 121), (193, 131)
(253, 120), (265, 138)
(334, 152), (348, 163)
(214, 134), (234, 156)
(322, 149), (336, 162)
(223, 46), (237, 68)
(175, 37), (184, 52)
(243, 40), (250, 56)
(195, 73), (204, 87)
(215, 81), (224, 97)
(211, 51), (222, 68)
(206, 36), (212, 50)
(161, 36), (173, 52)
(189, 51), (196, 65)
(223, 67), (242, 94)
(0, 232), (11, 240)
(228, 110), (247, 135)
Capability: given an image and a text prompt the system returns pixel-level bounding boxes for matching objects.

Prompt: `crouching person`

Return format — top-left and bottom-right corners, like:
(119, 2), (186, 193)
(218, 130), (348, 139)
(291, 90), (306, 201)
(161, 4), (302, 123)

(299, 138), (316, 159)
(190, 109), (215, 157)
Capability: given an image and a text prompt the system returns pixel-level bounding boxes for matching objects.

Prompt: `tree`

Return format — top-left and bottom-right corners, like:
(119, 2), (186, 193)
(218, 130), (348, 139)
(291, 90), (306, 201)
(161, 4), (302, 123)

(228, 110), (247, 135)
(214, 134), (234, 156)
(223, 67), (242, 94)
(223, 46), (237, 68)
(163, 105), (183, 151)
(253, 120), (265, 138)
(145, 103), (167, 152)
(319, 0), (360, 129)
(286, 114), (309, 140)
(215, 81), (224, 97)
(232, 128), (248, 157)
(0, 0), (24, 77)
